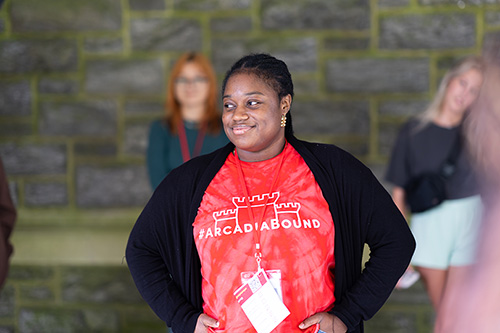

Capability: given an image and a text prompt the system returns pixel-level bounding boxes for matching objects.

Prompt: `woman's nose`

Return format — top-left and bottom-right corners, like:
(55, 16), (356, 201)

(232, 105), (249, 120)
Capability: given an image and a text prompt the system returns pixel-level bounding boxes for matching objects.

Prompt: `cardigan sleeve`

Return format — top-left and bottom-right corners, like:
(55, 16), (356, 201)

(330, 152), (415, 331)
(125, 182), (202, 333)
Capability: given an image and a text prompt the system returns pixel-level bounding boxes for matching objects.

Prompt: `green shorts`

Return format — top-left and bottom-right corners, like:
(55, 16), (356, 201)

(410, 195), (482, 270)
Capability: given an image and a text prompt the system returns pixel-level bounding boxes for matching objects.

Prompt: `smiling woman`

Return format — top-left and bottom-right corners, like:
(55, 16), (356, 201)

(222, 72), (291, 162)
(126, 53), (415, 333)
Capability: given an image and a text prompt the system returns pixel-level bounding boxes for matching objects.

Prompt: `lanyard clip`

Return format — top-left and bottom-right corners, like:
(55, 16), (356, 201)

(254, 252), (262, 270)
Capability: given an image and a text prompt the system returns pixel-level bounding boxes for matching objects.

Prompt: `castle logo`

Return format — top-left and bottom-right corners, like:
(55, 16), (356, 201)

(197, 192), (321, 239)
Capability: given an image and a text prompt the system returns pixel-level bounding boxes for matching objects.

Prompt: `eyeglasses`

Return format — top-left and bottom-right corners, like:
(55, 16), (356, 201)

(175, 76), (209, 85)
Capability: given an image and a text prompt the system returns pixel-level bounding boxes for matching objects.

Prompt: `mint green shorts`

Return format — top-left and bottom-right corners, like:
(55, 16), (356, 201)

(410, 195), (482, 270)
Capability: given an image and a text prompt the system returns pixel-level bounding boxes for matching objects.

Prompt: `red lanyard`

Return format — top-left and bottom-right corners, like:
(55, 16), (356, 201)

(234, 143), (286, 270)
(177, 122), (206, 163)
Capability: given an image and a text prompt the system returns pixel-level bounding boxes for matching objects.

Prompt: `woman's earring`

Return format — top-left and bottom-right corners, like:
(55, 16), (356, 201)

(280, 114), (287, 128)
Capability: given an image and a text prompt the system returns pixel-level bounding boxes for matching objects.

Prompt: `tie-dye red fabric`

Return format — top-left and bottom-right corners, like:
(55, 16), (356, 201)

(193, 144), (335, 332)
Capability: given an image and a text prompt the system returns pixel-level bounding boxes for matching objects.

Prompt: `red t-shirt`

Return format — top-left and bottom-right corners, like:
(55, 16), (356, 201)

(193, 144), (335, 332)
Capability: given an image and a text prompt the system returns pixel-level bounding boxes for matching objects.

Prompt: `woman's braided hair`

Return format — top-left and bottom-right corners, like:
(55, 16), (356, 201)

(222, 53), (294, 136)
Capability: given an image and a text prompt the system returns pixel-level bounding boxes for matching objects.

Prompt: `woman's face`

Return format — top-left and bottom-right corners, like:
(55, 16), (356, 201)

(222, 72), (291, 162)
(174, 62), (210, 109)
(443, 68), (483, 116)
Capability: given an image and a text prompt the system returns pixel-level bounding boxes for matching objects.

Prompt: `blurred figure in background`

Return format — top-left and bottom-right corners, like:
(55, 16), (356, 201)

(0, 157), (16, 290)
(435, 60), (500, 332)
(147, 52), (228, 189)
(385, 56), (484, 311)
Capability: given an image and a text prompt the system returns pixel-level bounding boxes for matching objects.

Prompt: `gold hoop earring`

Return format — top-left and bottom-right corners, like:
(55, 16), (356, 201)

(280, 114), (287, 128)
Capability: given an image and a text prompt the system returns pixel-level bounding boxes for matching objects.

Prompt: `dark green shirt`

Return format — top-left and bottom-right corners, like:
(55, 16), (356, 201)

(147, 119), (229, 189)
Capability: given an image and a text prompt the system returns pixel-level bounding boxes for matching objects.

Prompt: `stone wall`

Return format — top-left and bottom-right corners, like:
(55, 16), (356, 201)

(1, 0), (498, 331)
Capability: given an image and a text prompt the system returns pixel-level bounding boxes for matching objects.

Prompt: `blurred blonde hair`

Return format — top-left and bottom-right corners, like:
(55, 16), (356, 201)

(165, 52), (221, 134)
(417, 56), (485, 128)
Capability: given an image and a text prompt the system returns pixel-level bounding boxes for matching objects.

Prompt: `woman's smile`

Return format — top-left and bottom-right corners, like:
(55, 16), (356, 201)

(230, 124), (254, 135)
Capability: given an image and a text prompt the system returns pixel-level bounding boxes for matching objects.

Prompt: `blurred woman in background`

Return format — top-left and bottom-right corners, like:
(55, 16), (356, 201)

(435, 60), (500, 333)
(385, 56), (484, 311)
(147, 52), (228, 189)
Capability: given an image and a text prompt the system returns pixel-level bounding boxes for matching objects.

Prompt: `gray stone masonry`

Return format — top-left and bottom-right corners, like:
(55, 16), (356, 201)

(0, 265), (164, 333)
(76, 164), (150, 207)
(326, 58), (429, 93)
(261, 0), (370, 30)
(0, 81), (31, 116)
(9, 0), (122, 32)
(39, 100), (118, 136)
(380, 13), (476, 49)
(0, 39), (78, 73)
(85, 59), (165, 95)
(0, 0), (496, 331)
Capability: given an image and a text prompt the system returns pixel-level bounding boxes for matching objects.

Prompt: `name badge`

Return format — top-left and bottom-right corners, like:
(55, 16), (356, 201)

(234, 268), (290, 333)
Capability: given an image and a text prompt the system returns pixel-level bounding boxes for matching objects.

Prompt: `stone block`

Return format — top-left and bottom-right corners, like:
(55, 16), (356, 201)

(261, 0), (370, 30)
(366, 162), (388, 185)
(124, 100), (164, 115)
(123, 122), (149, 156)
(0, 122), (32, 136)
(211, 16), (253, 32)
(38, 78), (78, 95)
(292, 99), (370, 136)
(8, 266), (55, 281)
(378, 0), (411, 7)
(10, 0), (121, 32)
(19, 308), (87, 333)
(293, 77), (320, 95)
(84, 37), (123, 54)
(419, 0), (494, 5)
(0, 285), (15, 318)
(0, 80), (31, 116)
(380, 13), (476, 49)
(324, 37), (370, 51)
(0, 326), (14, 333)
(485, 11), (500, 27)
(76, 164), (150, 207)
(0, 143), (66, 175)
(39, 100), (117, 136)
(379, 100), (429, 117)
(74, 142), (117, 157)
(83, 309), (120, 331)
(19, 285), (55, 301)
(130, 18), (202, 52)
(173, 0), (251, 10)
(332, 140), (369, 157)
(24, 182), (68, 207)
(129, 0), (166, 10)
(212, 37), (317, 74)
(326, 58), (429, 93)
(61, 266), (142, 303)
(379, 122), (404, 157)
(0, 39), (77, 74)
(85, 59), (165, 95)
(0, 18), (4, 33)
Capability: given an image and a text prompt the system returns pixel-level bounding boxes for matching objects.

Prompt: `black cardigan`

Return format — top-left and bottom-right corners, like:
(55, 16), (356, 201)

(126, 135), (415, 333)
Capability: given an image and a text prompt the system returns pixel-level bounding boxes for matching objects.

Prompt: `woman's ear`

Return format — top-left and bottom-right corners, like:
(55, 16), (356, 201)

(280, 94), (292, 115)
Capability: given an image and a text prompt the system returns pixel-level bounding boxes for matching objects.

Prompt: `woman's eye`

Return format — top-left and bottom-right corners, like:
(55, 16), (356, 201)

(248, 100), (260, 107)
(224, 102), (235, 110)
